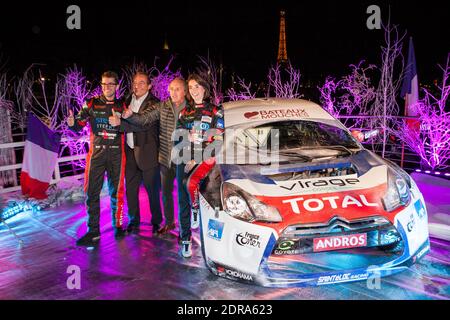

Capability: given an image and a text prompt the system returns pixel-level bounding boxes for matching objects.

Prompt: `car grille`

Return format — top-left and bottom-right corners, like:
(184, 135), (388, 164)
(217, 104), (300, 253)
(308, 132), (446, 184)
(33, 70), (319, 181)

(273, 216), (403, 255)
(282, 216), (391, 237)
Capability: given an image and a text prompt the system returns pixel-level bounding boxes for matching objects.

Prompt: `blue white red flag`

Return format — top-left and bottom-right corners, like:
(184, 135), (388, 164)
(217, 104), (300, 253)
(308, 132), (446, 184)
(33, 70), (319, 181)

(20, 113), (61, 199)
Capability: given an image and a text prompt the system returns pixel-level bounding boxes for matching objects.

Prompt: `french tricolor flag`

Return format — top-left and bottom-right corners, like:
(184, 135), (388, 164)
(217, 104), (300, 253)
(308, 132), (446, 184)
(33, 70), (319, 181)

(20, 113), (61, 199)
(400, 37), (419, 117)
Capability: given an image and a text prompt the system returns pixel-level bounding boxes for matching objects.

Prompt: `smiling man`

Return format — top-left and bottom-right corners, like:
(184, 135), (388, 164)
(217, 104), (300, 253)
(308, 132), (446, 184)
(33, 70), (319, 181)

(67, 71), (127, 246)
(109, 72), (162, 235)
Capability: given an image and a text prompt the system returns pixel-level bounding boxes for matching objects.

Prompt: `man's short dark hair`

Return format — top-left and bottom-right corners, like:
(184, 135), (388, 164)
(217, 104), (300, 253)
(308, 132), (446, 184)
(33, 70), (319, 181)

(133, 71), (151, 85)
(101, 71), (119, 84)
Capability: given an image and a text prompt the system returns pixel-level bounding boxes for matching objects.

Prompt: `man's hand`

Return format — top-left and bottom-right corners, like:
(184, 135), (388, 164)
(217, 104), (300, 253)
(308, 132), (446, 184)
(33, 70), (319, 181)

(67, 109), (75, 127)
(184, 159), (196, 173)
(122, 105), (133, 119)
(109, 115), (121, 127)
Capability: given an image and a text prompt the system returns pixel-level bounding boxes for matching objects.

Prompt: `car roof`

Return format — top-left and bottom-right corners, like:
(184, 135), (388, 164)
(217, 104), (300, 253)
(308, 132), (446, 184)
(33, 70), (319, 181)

(222, 98), (336, 127)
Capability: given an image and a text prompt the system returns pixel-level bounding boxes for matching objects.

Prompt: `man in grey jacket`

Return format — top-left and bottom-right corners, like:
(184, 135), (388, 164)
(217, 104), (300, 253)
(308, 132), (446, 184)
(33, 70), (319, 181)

(112, 78), (188, 235)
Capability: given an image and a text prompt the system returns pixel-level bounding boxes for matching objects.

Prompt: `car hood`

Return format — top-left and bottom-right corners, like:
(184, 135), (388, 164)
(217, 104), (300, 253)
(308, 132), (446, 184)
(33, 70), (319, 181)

(219, 150), (398, 229)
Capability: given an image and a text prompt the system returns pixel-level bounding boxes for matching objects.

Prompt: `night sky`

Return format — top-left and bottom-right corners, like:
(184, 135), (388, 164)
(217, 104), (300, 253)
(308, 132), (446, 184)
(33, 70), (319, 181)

(0, 0), (448, 87)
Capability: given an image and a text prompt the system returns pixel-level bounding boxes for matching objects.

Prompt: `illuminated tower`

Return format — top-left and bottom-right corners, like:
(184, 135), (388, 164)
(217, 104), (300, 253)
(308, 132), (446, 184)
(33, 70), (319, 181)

(163, 33), (169, 51)
(277, 10), (288, 64)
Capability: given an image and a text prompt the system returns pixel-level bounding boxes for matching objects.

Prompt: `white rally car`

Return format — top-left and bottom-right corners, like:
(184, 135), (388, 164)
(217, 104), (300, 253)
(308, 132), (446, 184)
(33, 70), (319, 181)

(198, 98), (430, 287)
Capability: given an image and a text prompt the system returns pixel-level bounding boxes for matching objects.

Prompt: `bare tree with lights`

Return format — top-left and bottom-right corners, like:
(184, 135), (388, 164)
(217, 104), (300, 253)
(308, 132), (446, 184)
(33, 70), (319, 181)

(266, 62), (302, 99)
(319, 61), (376, 129)
(226, 76), (256, 101)
(0, 71), (17, 187)
(58, 66), (93, 169)
(12, 65), (37, 132)
(149, 56), (181, 101)
(372, 20), (406, 157)
(197, 54), (224, 105)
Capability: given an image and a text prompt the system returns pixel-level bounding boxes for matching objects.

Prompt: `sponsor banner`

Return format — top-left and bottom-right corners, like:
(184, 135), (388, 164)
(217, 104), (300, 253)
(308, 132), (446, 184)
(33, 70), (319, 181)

(313, 233), (367, 252)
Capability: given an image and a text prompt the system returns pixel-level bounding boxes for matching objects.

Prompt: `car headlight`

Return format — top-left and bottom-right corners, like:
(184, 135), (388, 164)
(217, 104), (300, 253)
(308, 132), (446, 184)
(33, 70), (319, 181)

(382, 167), (411, 212)
(222, 182), (282, 222)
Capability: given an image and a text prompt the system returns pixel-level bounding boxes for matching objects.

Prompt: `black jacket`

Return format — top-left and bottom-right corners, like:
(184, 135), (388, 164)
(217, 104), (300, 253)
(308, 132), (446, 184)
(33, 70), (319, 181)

(70, 95), (126, 146)
(120, 93), (160, 170)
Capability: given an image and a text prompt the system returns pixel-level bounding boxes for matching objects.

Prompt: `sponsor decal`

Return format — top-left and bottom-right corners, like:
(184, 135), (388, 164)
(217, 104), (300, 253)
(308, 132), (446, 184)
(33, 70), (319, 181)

(215, 265), (253, 281)
(407, 213), (415, 232)
(97, 131), (117, 139)
(317, 271), (369, 285)
(216, 118), (224, 129)
(194, 121), (210, 130)
(225, 268), (253, 281)
(414, 200), (426, 219)
(274, 239), (301, 255)
(207, 219), (224, 241)
(279, 178), (360, 191)
(244, 109), (310, 120)
(244, 111), (259, 119)
(282, 194), (378, 214)
(415, 244), (430, 261)
(200, 195), (212, 211)
(201, 116), (212, 123)
(277, 240), (296, 250)
(236, 232), (261, 248)
(313, 233), (367, 252)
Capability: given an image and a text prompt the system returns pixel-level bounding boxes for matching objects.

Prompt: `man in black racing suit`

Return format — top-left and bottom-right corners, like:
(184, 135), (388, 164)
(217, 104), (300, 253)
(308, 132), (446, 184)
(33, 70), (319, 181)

(68, 71), (127, 246)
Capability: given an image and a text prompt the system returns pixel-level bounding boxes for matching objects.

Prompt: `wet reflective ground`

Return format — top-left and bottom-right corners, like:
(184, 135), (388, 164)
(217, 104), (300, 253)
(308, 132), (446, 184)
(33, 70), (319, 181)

(1, 181), (449, 300)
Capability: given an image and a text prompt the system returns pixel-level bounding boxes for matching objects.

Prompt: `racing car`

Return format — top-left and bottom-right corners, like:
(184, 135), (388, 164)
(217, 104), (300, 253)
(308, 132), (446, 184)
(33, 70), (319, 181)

(197, 98), (430, 287)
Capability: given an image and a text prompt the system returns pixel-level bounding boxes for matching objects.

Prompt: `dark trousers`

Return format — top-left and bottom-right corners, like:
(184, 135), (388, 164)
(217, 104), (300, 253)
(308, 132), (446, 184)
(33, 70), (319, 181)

(160, 164), (176, 225)
(176, 164), (191, 241)
(125, 146), (162, 227)
(85, 145), (125, 233)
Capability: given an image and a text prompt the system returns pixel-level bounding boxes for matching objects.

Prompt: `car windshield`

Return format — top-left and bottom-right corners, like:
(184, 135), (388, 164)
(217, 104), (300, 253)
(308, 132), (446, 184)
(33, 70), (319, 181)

(228, 120), (360, 163)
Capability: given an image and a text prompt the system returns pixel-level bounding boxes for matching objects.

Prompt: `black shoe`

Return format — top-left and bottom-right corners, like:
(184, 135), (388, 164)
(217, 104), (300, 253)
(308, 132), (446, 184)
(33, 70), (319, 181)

(152, 224), (160, 235)
(114, 228), (126, 239)
(126, 224), (139, 234)
(156, 223), (176, 235)
(76, 231), (100, 246)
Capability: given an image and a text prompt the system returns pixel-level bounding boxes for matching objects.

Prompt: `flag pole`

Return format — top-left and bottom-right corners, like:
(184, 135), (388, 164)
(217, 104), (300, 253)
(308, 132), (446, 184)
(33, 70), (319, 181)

(400, 96), (408, 168)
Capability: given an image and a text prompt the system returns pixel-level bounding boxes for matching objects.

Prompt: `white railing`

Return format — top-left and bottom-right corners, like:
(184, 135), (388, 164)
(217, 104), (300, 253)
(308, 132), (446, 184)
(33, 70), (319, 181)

(0, 138), (85, 194)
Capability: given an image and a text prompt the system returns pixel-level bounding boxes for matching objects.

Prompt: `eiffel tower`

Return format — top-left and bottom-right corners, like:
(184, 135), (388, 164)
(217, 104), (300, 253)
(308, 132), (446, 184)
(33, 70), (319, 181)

(277, 10), (288, 65)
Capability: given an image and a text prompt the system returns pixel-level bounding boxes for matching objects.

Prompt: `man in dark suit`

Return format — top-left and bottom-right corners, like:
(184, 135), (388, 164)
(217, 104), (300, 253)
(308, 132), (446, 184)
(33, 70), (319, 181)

(109, 72), (162, 234)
